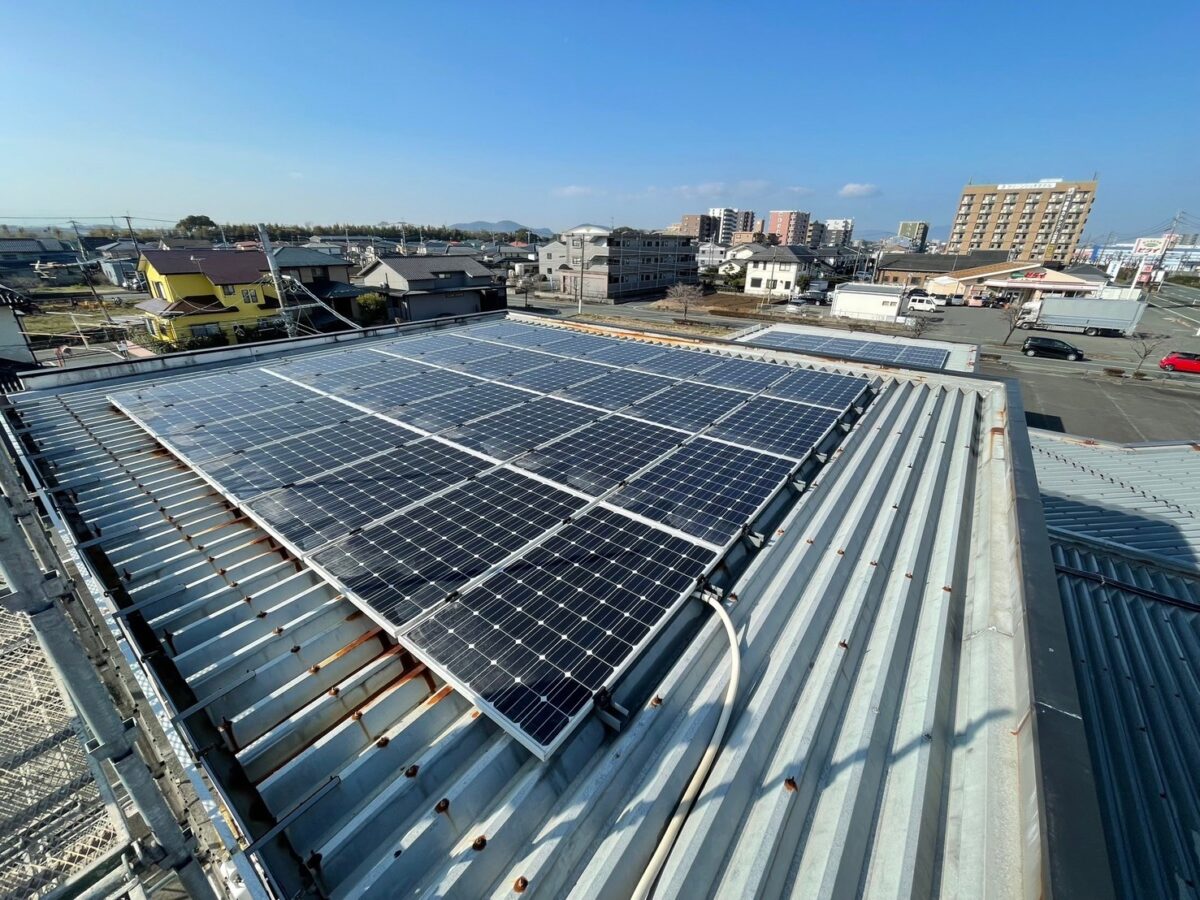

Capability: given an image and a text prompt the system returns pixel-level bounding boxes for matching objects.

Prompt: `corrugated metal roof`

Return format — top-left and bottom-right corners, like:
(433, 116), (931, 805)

(2, 315), (1097, 898)
(1052, 539), (1200, 899)
(1031, 431), (1200, 569)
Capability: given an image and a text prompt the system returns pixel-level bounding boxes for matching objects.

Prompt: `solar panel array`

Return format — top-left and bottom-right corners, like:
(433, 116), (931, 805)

(109, 319), (870, 758)
(745, 329), (951, 370)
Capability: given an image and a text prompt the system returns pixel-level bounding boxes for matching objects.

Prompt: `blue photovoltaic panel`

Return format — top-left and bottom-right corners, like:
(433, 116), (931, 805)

(631, 349), (721, 379)
(515, 416), (684, 494)
(440, 397), (601, 460)
(245, 439), (488, 550)
(384, 382), (532, 433)
(347, 370), (477, 415)
(204, 414), (419, 499)
(579, 341), (668, 367)
(305, 358), (432, 392)
(746, 330), (950, 370)
(625, 382), (748, 431)
(764, 369), (869, 411)
(311, 468), (588, 629)
(555, 370), (674, 410)
(466, 349), (562, 379)
(504, 359), (610, 392)
(403, 506), (716, 756)
(417, 341), (516, 369)
(607, 439), (796, 545)
(693, 357), (790, 392)
(708, 396), (842, 459)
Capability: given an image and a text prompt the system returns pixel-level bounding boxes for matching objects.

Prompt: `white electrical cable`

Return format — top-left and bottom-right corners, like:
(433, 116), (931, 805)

(632, 594), (741, 900)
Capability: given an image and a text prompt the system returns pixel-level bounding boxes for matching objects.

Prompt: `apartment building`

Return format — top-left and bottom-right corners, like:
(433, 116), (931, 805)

(697, 241), (729, 271)
(708, 208), (756, 244)
(824, 218), (854, 246)
(680, 214), (718, 241)
(946, 178), (1096, 262)
(805, 220), (826, 248)
(538, 224), (697, 302)
(898, 220), (929, 252)
(768, 210), (811, 246)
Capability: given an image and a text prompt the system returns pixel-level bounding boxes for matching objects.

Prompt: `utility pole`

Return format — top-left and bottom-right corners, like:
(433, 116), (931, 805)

(123, 214), (142, 257)
(258, 224), (297, 338)
(68, 220), (114, 323)
(1151, 210), (1183, 291)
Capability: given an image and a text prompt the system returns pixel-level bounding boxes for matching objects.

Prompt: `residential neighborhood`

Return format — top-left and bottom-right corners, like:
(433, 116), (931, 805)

(1, 3), (1197, 900)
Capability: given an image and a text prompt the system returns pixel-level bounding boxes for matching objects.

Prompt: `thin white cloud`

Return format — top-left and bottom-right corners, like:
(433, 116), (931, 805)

(735, 178), (771, 194)
(786, 185), (814, 196)
(553, 185), (596, 198)
(838, 182), (880, 198)
(673, 182), (727, 200)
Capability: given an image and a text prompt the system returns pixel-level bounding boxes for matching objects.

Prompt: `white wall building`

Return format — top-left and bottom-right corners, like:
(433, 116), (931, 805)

(697, 242), (729, 271)
(824, 218), (855, 247)
(707, 208), (755, 244)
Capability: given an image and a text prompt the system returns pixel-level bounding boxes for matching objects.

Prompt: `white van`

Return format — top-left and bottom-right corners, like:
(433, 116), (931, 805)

(907, 297), (938, 313)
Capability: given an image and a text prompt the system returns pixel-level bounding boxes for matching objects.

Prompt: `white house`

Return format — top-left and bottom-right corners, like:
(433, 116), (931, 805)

(740, 245), (820, 299)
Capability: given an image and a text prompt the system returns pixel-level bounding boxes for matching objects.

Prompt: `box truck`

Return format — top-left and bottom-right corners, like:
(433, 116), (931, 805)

(1016, 295), (1146, 337)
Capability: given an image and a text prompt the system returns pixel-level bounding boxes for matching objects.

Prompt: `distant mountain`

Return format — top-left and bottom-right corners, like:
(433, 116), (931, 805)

(451, 220), (554, 237)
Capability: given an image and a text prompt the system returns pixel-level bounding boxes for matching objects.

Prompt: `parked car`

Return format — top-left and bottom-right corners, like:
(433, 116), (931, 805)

(907, 297), (938, 313)
(1159, 350), (1200, 374)
(799, 290), (828, 305)
(1021, 336), (1084, 361)
(906, 288), (930, 299)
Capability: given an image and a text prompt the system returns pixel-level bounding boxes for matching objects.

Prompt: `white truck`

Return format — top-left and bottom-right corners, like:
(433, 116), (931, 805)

(1016, 294), (1146, 337)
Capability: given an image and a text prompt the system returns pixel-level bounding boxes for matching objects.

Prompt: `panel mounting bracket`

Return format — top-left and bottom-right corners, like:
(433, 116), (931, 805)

(592, 687), (629, 733)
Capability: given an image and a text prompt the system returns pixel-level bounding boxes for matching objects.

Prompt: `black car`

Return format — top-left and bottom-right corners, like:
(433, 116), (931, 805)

(1021, 336), (1084, 361)
(906, 288), (930, 298)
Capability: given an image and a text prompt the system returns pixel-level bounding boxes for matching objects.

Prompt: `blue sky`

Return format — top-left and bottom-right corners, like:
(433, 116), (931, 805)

(2, 1), (1196, 240)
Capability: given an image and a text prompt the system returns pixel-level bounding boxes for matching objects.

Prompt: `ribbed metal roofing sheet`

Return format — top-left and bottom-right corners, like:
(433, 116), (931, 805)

(2, 315), (1094, 899)
(1053, 540), (1200, 899)
(1031, 431), (1200, 569)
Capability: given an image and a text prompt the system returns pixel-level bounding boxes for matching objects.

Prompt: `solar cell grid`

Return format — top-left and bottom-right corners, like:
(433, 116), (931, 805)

(625, 382), (747, 431)
(579, 342), (668, 367)
(539, 334), (615, 356)
(441, 397), (600, 460)
(515, 416), (684, 494)
(417, 341), (516, 368)
(347, 369), (477, 414)
(245, 440), (488, 550)
(555, 370), (674, 410)
(504, 359), (609, 392)
(631, 350), (723, 379)
(266, 348), (388, 378)
(403, 506), (716, 754)
(463, 328), (577, 350)
(162, 396), (353, 464)
(312, 469), (587, 629)
(607, 439), (796, 544)
(708, 396), (842, 459)
(465, 349), (560, 379)
(747, 330), (949, 370)
(764, 369), (869, 410)
(308, 358), (432, 392)
(380, 333), (473, 357)
(123, 379), (313, 429)
(385, 382), (531, 432)
(205, 414), (420, 499)
(694, 357), (790, 392)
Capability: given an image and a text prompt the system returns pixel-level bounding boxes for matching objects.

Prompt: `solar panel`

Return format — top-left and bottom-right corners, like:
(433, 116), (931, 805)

(764, 369), (869, 411)
(555, 370), (675, 410)
(504, 359), (610, 392)
(311, 469), (587, 630)
(515, 417), (685, 494)
(441, 397), (601, 460)
(694, 357), (789, 392)
(631, 350), (722, 379)
(607, 440), (796, 545)
(245, 439), (488, 550)
(205, 414), (420, 499)
(417, 341), (516, 369)
(403, 506), (716, 757)
(345, 370), (477, 415)
(303, 358), (432, 392)
(625, 382), (748, 431)
(383, 383), (532, 433)
(466, 349), (562, 379)
(579, 342), (668, 367)
(708, 397), (842, 459)
(745, 329), (950, 370)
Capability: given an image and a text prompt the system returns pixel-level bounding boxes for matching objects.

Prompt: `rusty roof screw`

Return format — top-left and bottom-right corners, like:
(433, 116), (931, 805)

(405, 764), (419, 778)
(514, 876), (529, 893)
(472, 835), (487, 851)
(435, 798), (450, 815)
(649, 695), (663, 708)
(376, 736), (390, 748)
(351, 710), (363, 720)
(837, 640), (848, 649)
(784, 777), (797, 793)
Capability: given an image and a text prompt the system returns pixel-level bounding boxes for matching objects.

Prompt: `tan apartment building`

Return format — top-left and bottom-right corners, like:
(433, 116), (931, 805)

(768, 210), (811, 246)
(680, 214), (718, 241)
(947, 178), (1096, 262)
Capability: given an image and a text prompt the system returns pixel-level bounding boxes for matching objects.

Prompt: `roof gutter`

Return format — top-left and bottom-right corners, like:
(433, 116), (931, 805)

(1003, 377), (1115, 899)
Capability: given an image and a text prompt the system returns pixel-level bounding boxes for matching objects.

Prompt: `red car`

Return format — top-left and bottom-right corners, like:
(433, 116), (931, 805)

(1159, 351), (1200, 374)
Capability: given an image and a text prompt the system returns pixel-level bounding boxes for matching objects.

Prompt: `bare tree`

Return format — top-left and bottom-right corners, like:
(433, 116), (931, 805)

(1001, 299), (1028, 345)
(518, 276), (538, 309)
(907, 314), (933, 340)
(665, 282), (703, 322)
(1127, 332), (1169, 375)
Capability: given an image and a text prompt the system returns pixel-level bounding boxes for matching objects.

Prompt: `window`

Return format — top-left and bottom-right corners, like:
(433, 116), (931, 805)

(152, 280), (166, 299)
(750, 277), (763, 288)
(191, 323), (220, 338)
(222, 284), (235, 296)
(241, 289), (257, 302)
(783, 281), (791, 290)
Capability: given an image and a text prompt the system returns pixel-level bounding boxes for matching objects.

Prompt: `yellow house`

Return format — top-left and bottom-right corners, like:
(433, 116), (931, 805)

(137, 249), (283, 346)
